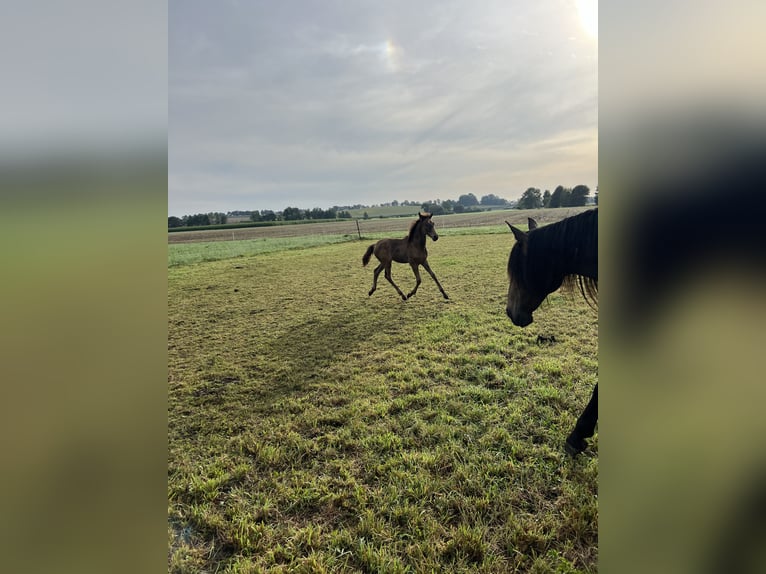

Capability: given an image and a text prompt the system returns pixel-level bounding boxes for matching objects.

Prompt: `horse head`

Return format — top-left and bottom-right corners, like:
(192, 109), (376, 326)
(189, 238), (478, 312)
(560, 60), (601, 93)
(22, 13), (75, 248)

(505, 219), (546, 327)
(419, 212), (438, 241)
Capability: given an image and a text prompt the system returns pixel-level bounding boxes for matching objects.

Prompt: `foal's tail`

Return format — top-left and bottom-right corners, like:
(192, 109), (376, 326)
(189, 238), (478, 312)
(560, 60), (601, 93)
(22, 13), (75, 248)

(362, 244), (375, 266)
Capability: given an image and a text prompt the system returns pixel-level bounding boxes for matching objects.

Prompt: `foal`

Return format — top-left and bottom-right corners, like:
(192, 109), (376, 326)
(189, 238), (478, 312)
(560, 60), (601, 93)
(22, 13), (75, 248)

(362, 212), (449, 301)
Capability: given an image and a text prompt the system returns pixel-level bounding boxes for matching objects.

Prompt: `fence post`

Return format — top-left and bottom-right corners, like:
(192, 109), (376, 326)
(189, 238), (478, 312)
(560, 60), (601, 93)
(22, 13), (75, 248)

(356, 219), (361, 240)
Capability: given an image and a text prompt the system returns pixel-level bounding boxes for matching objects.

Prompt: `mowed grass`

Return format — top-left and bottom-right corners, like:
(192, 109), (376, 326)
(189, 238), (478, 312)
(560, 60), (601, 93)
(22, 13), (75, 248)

(168, 231), (598, 573)
(168, 235), (359, 267)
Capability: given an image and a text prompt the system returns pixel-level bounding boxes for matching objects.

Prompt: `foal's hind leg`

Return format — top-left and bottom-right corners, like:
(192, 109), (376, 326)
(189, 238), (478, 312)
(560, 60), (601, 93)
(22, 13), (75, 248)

(421, 261), (449, 299)
(384, 264), (407, 300)
(565, 384), (598, 456)
(406, 263), (422, 299)
(369, 263), (384, 296)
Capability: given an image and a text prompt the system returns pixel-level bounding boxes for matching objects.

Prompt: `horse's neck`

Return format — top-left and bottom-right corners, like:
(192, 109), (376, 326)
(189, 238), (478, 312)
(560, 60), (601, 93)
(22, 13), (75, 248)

(408, 224), (426, 248)
(532, 217), (597, 285)
(567, 223), (597, 280)
(564, 245), (597, 280)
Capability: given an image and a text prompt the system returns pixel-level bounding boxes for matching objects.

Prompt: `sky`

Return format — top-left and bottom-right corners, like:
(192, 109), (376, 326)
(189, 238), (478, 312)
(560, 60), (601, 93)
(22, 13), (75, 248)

(169, 0), (597, 216)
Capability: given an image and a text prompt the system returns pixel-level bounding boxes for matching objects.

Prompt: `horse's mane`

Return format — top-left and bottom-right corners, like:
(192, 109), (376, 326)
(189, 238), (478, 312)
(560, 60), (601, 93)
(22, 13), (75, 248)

(525, 209), (598, 307)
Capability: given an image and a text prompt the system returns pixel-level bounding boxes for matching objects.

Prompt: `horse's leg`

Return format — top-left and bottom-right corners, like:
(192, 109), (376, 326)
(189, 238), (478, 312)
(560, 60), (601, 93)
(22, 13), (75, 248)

(369, 263), (384, 296)
(406, 263), (422, 299)
(565, 384), (598, 456)
(421, 261), (449, 299)
(384, 263), (407, 300)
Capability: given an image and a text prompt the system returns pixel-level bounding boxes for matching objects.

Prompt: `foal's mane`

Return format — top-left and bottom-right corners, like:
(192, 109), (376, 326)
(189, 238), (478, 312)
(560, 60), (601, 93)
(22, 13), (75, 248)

(407, 212), (431, 242)
(522, 209), (598, 307)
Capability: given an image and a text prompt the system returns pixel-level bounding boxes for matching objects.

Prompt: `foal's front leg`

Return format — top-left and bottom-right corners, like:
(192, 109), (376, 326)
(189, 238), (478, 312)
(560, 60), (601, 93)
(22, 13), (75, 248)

(421, 261), (449, 299)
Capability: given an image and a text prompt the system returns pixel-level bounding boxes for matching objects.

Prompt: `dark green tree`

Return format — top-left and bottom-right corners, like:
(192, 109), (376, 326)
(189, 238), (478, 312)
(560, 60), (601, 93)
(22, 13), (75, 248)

(260, 210), (276, 221)
(542, 190), (551, 208)
(570, 185), (590, 206)
(421, 202), (445, 215)
(480, 193), (508, 206)
(184, 213), (210, 226)
(457, 193), (479, 206)
(516, 188), (543, 210)
(168, 216), (183, 228)
(282, 206), (303, 220)
(549, 185), (572, 208)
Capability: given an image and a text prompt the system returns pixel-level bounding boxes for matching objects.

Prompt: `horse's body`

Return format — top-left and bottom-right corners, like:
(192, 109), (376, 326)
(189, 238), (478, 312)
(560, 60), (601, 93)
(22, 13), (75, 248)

(505, 209), (598, 455)
(362, 212), (449, 301)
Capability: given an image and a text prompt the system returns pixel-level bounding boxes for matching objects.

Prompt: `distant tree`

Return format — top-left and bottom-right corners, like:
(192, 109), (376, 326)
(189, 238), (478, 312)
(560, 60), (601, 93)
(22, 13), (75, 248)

(453, 203), (465, 213)
(516, 188), (543, 210)
(282, 206), (303, 220)
(206, 212), (227, 225)
(548, 185), (572, 208)
(391, 200), (399, 206)
(542, 190), (551, 208)
(260, 210), (276, 221)
(308, 207), (326, 219)
(421, 202), (445, 215)
(184, 213), (210, 226)
(457, 193), (479, 207)
(442, 199), (456, 213)
(168, 216), (183, 228)
(250, 211), (262, 222)
(570, 185), (590, 207)
(480, 194), (508, 206)
(338, 210), (352, 218)
(363, 211), (369, 220)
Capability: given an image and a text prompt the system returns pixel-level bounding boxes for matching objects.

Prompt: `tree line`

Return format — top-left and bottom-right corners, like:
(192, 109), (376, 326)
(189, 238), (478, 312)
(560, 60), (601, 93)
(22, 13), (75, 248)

(515, 185), (596, 210)
(167, 212), (228, 228)
(168, 187), (595, 228)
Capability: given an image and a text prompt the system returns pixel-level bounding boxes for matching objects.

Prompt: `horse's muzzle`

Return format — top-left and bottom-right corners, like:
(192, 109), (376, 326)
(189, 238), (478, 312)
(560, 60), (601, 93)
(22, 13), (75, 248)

(506, 308), (533, 327)
(432, 234), (439, 241)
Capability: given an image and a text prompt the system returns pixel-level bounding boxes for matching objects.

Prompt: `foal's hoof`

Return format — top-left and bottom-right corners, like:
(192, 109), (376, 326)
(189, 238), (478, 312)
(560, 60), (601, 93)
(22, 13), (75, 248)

(564, 436), (587, 457)
(368, 290), (375, 296)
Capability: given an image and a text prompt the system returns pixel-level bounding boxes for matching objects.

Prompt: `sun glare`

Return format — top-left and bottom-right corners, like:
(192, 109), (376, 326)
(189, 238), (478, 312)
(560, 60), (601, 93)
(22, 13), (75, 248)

(381, 39), (400, 71)
(576, 0), (598, 40)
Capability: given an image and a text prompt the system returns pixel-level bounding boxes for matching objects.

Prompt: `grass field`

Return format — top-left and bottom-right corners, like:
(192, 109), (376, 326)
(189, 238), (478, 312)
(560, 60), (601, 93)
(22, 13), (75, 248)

(168, 222), (598, 572)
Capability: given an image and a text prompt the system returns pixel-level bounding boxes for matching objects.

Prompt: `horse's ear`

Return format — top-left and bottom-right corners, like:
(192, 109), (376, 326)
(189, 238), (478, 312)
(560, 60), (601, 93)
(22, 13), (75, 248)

(527, 217), (538, 230)
(506, 221), (527, 243)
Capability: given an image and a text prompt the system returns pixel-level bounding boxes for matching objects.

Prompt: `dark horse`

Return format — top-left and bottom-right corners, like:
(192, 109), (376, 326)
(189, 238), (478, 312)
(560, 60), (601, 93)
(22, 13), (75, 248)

(505, 209), (598, 455)
(362, 212), (449, 301)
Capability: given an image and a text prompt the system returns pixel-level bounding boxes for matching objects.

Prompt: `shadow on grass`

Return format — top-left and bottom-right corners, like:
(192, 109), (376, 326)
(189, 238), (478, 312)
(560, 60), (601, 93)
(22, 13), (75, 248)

(255, 296), (444, 406)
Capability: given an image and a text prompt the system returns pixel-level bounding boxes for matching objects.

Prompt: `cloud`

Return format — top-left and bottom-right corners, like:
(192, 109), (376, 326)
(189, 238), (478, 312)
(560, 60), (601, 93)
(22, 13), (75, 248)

(169, 0), (597, 215)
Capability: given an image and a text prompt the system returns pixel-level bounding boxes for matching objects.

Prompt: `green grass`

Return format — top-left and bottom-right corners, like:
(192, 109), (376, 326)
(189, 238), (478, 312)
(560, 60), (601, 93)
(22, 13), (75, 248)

(168, 231), (598, 572)
(168, 235), (358, 267)
(168, 225), (527, 269)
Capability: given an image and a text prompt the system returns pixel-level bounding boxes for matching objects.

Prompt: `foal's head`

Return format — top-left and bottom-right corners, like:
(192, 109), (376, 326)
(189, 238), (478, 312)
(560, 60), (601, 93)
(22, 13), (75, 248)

(505, 218), (545, 327)
(411, 212), (439, 242)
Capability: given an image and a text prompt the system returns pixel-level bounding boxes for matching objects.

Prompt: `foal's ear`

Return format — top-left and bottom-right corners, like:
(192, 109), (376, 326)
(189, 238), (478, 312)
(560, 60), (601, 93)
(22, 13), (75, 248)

(527, 217), (538, 230)
(505, 221), (527, 243)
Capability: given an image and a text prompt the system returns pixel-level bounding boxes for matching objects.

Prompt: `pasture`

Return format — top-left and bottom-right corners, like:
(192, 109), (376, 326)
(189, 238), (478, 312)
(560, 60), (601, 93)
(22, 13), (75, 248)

(168, 217), (598, 572)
